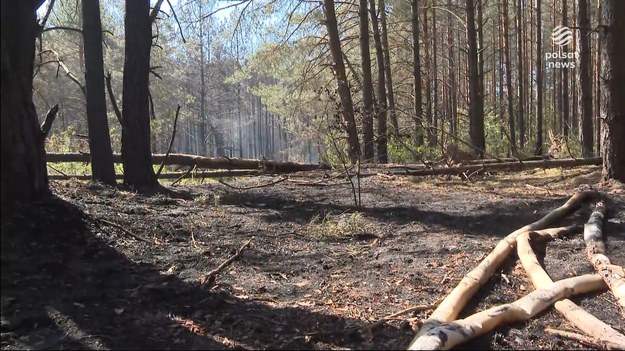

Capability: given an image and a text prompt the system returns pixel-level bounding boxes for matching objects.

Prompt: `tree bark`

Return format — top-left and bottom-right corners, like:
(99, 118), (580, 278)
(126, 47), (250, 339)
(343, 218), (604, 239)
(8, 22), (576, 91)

(369, 0), (388, 163)
(323, 0), (361, 163)
(516, 0), (525, 149)
(411, 0), (424, 147)
(121, 0), (158, 188)
(466, 0), (485, 157)
(359, 0), (375, 161)
(562, 0), (570, 137)
(502, 0), (515, 152)
(600, 0), (625, 182)
(379, 0), (398, 136)
(535, 0), (544, 155)
(1, 0), (50, 214)
(82, 0), (116, 185)
(577, 0), (593, 157)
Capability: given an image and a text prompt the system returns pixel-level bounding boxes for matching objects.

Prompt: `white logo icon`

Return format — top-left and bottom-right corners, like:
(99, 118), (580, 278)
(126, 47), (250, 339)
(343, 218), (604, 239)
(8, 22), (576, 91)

(552, 25), (573, 46)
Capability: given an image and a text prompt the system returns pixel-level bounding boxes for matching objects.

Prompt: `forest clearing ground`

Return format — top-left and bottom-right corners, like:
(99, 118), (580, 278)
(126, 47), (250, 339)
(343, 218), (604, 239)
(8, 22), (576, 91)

(1, 166), (624, 350)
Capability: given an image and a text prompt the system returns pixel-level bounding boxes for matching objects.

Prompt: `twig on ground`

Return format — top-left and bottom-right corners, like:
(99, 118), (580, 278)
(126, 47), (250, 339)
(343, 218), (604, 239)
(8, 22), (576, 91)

(545, 328), (623, 350)
(171, 165), (195, 186)
(360, 299), (442, 331)
(98, 218), (155, 244)
(200, 238), (253, 286)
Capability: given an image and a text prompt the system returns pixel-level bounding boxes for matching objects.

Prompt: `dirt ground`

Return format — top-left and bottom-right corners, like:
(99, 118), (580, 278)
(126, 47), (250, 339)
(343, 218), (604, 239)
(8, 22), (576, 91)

(2, 166), (624, 350)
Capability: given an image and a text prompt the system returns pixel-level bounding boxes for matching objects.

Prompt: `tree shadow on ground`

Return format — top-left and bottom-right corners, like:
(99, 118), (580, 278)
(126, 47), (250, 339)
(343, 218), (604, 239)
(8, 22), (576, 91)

(0, 196), (405, 350)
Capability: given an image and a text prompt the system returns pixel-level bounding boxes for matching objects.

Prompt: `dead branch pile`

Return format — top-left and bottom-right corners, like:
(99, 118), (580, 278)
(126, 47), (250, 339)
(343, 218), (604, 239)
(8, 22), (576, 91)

(408, 191), (625, 350)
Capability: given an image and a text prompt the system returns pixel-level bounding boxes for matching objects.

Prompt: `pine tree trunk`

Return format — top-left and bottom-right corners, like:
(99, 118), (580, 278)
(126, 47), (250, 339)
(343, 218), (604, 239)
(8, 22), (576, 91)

(562, 0), (570, 138)
(516, 0), (525, 149)
(323, 0), (361, 163)
(1, 0), (50, 213)
(578, 0), (594, 157)
(369, 0), (388, 163)
(379, 0), (398, 137)
(82, 0), (116, 185)
(359, 0), (375, 161)
(121, 0), (158, 188)
(502, 0), (516, 152)
(535, 0), (544, 155)
(466, 0), (485, 157)
(600, 0), (625, 182)
(411, 0), (424, 147)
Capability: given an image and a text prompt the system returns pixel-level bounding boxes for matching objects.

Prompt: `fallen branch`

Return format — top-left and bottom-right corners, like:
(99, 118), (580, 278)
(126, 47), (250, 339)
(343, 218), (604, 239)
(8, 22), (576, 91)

(545, 328), (625, 350)
(156, 104), (182, 177)
(48, 169), (259, 181)
(200, 238), (253, 286)
(584, 201), (625, 308)
(517, 230), (625, 347)
(98, 218), (155, 244)
(47, 152), (327, 172)
(40, 104), (59, 139)
(409, 274), (606, 350)
(409, 190), (600, 347)
(361, 298), (442, 331)
(399, 158), (601, 177)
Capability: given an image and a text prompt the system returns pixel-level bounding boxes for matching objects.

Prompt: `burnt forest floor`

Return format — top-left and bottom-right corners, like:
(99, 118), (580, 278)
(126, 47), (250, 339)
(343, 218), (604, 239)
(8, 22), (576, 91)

(1, 166), (624, 350)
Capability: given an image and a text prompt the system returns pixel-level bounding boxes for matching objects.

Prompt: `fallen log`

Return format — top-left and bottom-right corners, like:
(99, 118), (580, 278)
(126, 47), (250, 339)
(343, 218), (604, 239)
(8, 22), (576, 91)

(409, 274), (606, 350)
(584, 201), (625, 308)
(48, 170), (260, 181)
(517, 230), (625, 348)
(46, 152), (329, 172)
(408, 191), (600, 348)
(400, 158), (601, 177)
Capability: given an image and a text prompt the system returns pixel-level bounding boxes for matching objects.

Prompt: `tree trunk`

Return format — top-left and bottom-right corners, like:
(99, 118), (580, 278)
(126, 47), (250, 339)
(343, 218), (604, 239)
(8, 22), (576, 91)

(121, 0), (158, 188)
(1, 0), (50, 213)
(323, 0), (361, 163)
(379, 0), (398, 136)
(447, 0), (458, 138)
(502, 0), (515, 152)
(516, 0), (525, 149)
(562, 0), (570, 138)
(359, 0), (375, 161)
(601, 0), (625, 182)
(411, 0), (424, 147)
(466, 0), (485, 157)
(82, 0), (116, 185)
(535, 0), (544, 155)
(578, 0), (594, 157)
(369, 0), (388, 163)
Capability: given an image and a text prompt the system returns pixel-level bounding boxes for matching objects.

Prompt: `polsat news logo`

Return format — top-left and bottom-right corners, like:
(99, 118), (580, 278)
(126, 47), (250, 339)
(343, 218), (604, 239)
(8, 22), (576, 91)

(547, 25), (578, 69)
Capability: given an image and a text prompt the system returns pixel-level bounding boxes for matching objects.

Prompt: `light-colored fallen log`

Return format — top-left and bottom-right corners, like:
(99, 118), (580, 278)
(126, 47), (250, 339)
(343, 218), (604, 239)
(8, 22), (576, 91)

(397, 158), (600, 177)
(545, 328), (625, 350)
(409, 274), (605, 350)
(408, 191), (600, 348)
(584, 201), (625, 308)
(48, 170), (260, 181)
(517, 230), (625, 348)
(46, 153), (328, 172)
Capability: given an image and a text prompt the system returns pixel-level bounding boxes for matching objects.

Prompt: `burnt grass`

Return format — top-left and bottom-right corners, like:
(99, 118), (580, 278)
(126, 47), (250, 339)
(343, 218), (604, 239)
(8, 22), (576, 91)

(1, 166), (624, 350)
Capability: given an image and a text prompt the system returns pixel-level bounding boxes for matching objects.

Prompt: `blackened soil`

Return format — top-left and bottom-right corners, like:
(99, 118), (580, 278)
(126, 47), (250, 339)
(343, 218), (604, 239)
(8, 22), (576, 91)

(2, 166), (624, 350)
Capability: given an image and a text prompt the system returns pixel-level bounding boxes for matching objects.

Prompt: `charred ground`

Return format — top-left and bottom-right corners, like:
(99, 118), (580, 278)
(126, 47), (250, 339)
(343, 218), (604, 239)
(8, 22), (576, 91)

(1, 166), (624, 350)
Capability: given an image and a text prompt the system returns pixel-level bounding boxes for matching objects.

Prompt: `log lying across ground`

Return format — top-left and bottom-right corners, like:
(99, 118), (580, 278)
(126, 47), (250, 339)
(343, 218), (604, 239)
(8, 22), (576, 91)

(409, 274), (608, 350)
(46, 153), (328, 172)
(396, 157), (601, 177)
(584, 201), (625, 308)
(48, 170), (260, 181)
(517, 230), (625, 348)
(408, 190), (600, 349)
